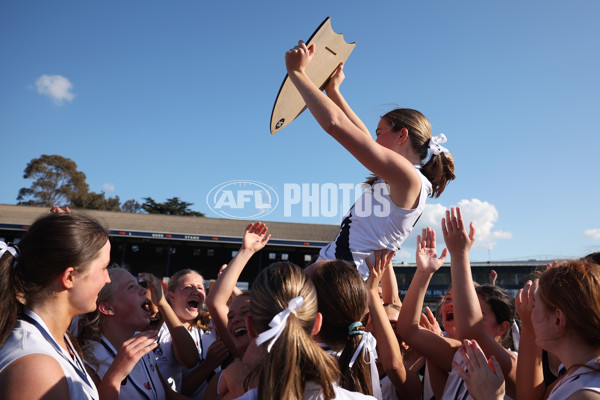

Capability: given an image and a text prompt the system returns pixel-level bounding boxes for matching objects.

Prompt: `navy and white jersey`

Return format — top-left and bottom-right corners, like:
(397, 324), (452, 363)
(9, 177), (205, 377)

(86, 335), (165, 400)
(318, 169), (432, 279)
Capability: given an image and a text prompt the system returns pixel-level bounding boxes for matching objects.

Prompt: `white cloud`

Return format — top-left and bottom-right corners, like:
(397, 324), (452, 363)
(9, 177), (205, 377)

(103, 183), (115, 192)
(585, 229), (600, 239)
(35, 74), (75, 105)
(393, 250), (412, 261)
(411, 198), (512, 252)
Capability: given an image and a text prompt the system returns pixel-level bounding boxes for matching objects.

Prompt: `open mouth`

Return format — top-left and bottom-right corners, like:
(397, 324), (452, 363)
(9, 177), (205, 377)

(233, 327), (248, 338)
(445, 311), (454, 322)
(187, 300), (199, 310)
(142, 299), (153, 315)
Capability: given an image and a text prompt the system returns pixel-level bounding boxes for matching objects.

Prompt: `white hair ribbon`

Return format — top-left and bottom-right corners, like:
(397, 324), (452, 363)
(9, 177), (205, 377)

(429, 133), (450, 157)
(0, 242), (19, 265)
(255, 296), (303, 353)
(511, 320), (520, 352)
(349, 332), (382, 400)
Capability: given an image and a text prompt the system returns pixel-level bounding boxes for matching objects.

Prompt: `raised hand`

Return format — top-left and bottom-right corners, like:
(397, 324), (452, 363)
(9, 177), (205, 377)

(240, 222), (271, 253)
(365, 249), (395, 291)
(419, 306), (443, 336)
(515, 279), (538, 329)
(105, 330), (159, 384)
(325, 61), (346, 94)
(453, 339), (505, 400)
(285, 40), (315, 75)
(50, 205), (71, 214)
(441, 207), (475, 255)
(138, 272), (165, 307)
(416, 227), (447, 275)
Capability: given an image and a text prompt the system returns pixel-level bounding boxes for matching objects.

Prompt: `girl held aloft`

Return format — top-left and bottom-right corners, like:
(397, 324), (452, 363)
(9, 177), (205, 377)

(285, 41), (455, 279)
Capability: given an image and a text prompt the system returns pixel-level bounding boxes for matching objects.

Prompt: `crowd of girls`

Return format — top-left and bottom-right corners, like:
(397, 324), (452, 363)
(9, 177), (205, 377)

(1, 38), (600, 400)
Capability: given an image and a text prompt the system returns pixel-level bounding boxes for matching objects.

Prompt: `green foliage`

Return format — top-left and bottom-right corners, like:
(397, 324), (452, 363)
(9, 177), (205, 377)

(141, 197), (205, 217)
(17, 155), (205, 216)
(71, 192), (121, 211)
(18, 154), (121, 211)
(17, 155), (89, 207)
(122, 199), (142, 213)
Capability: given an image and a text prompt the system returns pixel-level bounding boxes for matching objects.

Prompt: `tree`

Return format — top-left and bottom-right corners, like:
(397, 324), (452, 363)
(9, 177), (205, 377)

(17, 155), (89, 207)
(122, 199), (142, 213)
(71, 192), (121, 211)
(141, 197), (205, 217)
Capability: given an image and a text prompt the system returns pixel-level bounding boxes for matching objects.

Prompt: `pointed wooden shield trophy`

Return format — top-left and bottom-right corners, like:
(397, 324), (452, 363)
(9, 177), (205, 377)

(270, 17), (356, 134)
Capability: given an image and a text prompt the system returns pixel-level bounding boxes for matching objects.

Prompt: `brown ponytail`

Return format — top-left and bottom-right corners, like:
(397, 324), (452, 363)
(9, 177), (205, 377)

(382, 108), (456, 198)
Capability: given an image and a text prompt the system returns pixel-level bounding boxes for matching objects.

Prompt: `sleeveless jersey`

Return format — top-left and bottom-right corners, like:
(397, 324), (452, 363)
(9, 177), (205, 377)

(547, 357), (600, 399)
(0, 309), (98, 399)
(318, 169), (432, 279)
(154, 322), (218, 399)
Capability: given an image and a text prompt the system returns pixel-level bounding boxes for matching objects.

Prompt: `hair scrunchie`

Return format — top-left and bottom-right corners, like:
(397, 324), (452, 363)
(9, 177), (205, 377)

(348, 321), (364, 336)
(255, 296), (303, 353)
(0, 242), (20, 268)
(428, 133), (450, 156)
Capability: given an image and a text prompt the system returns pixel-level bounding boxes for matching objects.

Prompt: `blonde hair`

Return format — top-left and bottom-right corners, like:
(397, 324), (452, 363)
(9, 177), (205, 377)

(168, 268), (211, 330)
(251, 262), (340, 400)
(77, 266), (126, 372)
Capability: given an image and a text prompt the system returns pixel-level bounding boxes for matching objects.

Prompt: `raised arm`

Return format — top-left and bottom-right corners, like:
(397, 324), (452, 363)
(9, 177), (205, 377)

(442, 207), (517, 397)
(140, 272), (199, 369)
(379, 250), (401, 306)
(324, 62), (370, 137)
(397, 227), (459, 372)
(453, 339), (506, 400)
(285, 41), (419, 191)
(515, 279), (545, 400)
(366, 250), (422, 398)
(205, 222), (270, 358)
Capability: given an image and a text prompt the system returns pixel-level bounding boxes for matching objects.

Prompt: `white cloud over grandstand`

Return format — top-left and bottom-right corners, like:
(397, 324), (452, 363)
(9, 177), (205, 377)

(35, 74), (75, 105)
(412, 199), (512, 251)
(103, 183), (115, 192)
(585, 229), (600, 239)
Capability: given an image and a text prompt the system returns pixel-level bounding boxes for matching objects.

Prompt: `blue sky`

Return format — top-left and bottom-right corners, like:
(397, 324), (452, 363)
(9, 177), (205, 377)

(1, 1), (599, 263)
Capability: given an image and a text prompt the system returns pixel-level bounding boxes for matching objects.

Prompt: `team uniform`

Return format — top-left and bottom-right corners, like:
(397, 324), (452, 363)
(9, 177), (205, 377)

(85, 335), (165, 400)
(547, 357), (600, 399)
(233, 381), (377, 400)
(154, 322), (218, 399)
(441, 351), (513, 400)
(0, 309), (99, 400)
(318, 168), (432, 279)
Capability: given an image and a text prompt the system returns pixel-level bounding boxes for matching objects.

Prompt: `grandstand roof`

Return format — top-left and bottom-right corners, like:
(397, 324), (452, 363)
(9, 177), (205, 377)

(0, 204), (339, 246)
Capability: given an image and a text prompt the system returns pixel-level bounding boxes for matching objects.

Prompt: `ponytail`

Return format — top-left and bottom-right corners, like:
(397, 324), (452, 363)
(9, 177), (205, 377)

(0, 250), (20, 346)
(421, 152), (455, 198)
(251, 262), (341, 400)
(382, 108), (456, 198)
(306, 260), (373, 396)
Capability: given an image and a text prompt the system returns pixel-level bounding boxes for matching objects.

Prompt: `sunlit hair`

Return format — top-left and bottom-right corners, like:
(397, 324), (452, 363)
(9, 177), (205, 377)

(475, 284), (517, 348)
(251, 261), (340, 400)
(77, 266), (128, 372)
(168, 268), (211, 330)
(538, 260), (600, 347)
(366, 108), (455, 198)
(0, 212), (109, 346)
(306, 260), (373, 395)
